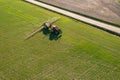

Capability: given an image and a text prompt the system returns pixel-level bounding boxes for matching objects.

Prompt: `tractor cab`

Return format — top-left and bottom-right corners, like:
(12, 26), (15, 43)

(43, 22), (51, 29)
(51, 25), (62, 35)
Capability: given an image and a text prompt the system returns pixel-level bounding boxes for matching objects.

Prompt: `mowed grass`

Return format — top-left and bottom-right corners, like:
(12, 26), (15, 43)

(118, 0), (120, 2)
(0, 0), (120, 80)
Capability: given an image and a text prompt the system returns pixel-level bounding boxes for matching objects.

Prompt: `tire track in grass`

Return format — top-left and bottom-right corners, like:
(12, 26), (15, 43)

(0, 42), (118, 80)
(37, 62), (72, 79)
(28, 63), (64, 80)
(98, 67), (113, 80)
(78, 64), (98, 79)
(23, 53), (65, 79)
(78, 62), (119, 80)
(24, 49), (118, 77)
(77, 62), (100, 80)
(27, 54), (82, 80)
(42, 64), (67, 80)
(27, 59), (119, 80)
(0, 48), (53, 79)
(1, 52), (52, 80)
(81, 64), (107, 80)
(53, 51), (116, 79)
(50, 51), (98, 79)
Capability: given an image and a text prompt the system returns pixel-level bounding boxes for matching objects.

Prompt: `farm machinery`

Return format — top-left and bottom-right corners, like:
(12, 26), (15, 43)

(25, 17), (62, 40)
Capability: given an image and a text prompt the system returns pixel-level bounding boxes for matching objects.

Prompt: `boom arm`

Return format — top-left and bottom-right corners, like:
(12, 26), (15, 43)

(25, 17), (60, 39)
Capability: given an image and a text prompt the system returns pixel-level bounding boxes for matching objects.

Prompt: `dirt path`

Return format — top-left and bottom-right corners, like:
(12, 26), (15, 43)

(37, 0), (120, 24)
(25, 0), (120, 36)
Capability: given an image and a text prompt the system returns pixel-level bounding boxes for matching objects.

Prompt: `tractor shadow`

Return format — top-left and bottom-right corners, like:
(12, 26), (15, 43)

(49, 32), (62, 40)
(41, 27), (50, 35)
(40, 28), (62, 40)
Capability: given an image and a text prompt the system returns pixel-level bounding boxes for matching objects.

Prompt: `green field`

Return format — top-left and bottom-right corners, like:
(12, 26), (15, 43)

(119, 0), (120, 3)
(0, 0), (120, 80)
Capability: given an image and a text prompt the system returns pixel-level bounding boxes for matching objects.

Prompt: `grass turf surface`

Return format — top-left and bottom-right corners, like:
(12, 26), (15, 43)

(0, 0), (120, 80)
(119, 0), (120, 3)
